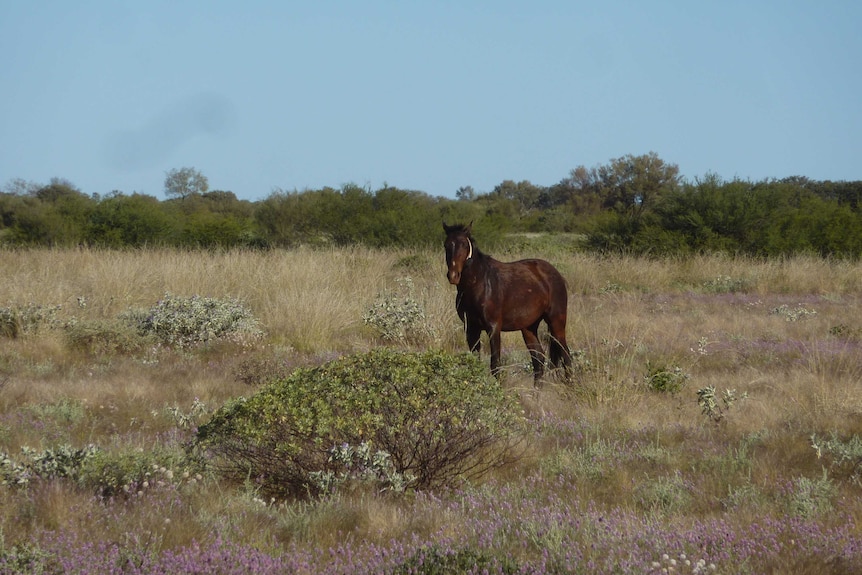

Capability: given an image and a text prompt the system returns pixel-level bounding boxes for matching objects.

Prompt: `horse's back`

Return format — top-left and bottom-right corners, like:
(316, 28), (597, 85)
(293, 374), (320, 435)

(501, 258), (567, 293)
(490, 257), (567, 329)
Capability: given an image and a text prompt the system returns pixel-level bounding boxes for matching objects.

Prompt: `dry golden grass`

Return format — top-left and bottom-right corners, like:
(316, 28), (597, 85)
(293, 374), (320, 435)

(2, 246), (862, 572)
(3, 246), (862, 442)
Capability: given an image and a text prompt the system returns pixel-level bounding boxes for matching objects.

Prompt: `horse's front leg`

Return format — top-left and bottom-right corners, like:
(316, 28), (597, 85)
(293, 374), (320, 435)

(465, 322), (482, 356)
(521, 324), (546, 385)
(488, 325), (503, 379)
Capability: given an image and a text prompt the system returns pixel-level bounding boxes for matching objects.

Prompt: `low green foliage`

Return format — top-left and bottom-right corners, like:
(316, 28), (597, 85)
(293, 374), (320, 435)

(195, 349), (524, 499)
(362, 277), (434, 344)
(696, 386), (747, 423)
(542, 436), (619, 482)
(770, 304), (817, 322)
(0, 442), (200, 497)
(635, 472), (692, 514)
(810, 432), (862, 484)
(0, 444), (99, 486)
(0, 303), (61, 338)
(391, 545), (521, 575)
(129, 293), (264, 349)
(63, 319), (152, 355)
(644, 361), (690, 394)
(787, 470), (837, 518)
(78, 447), (200, 497)
(829, 323), (862, 340)
(307, 441), (416, 494)
(160, 398), (210, 430)
(0, 532), (49, 575)
(701, 275), (752, 294)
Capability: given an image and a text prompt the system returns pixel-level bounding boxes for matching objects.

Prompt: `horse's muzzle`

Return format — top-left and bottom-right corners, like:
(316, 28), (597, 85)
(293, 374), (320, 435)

(447, 269), (460, 285)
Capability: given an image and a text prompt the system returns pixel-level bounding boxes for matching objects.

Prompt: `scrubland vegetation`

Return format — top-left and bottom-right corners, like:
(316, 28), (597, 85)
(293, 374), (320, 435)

(1, 244), (862, 574)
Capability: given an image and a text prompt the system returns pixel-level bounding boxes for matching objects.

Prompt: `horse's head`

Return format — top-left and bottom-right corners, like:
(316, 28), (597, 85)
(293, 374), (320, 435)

(442, 222), (474, 285)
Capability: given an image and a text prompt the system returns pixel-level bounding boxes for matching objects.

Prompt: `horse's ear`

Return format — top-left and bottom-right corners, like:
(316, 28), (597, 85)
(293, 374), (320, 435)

(442, 221), (450, 233)
(465, 221), (473, 235)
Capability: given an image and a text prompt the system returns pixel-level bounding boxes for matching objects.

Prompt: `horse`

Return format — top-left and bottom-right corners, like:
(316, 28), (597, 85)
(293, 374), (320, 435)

(443, 222), (572, 384)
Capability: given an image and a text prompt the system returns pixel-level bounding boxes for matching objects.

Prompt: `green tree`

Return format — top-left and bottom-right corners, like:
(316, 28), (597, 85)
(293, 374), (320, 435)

(456, 185), (476, 201)
(2, 179), (94, 246)
(180, 211), (248, 248)
(491, 180), (546, 215)
(368, 186), (443, 247)
(164, 167), (209, 200)
(85, 192), (176, 247)
(254, 189), (313, 247)
(567, 152), (680, 217)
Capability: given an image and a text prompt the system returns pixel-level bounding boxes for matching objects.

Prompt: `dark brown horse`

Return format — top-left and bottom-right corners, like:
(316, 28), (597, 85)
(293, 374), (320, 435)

(443, 222), (572, 383)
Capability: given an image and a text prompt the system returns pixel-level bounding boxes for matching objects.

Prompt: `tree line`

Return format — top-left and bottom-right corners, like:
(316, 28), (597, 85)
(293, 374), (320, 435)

(3, 154), (862, 257)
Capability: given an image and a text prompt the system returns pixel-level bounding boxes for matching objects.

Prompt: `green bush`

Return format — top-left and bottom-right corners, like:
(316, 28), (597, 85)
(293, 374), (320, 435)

(129, 293), (264, 349)
(63, 319), (152, 356)
(786, 470), (837, 518)
(644, 361), (689, 394)
(697, 386), (747, 423)
(0, 303), (61, 338)
(362, 277), (434, 344)
(0, 444), (99, 487)
(810, 432), (862, 483)
(195, 349), (524, 499)
(307, 441), (416, 494)
(391, 545), (521, 575)
(78, 447), (198, 497)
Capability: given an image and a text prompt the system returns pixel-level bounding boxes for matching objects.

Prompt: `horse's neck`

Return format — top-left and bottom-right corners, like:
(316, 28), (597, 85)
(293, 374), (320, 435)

(459, 254), (495, 291)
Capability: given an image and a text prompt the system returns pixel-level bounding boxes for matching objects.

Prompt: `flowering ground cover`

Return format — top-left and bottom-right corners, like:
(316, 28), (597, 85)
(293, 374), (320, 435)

(1, 249), (862, 574)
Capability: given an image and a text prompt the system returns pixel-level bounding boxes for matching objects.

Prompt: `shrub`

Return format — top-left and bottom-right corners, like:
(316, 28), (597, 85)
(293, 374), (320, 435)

(786, 470), (837, 518)
(0, 444), (99, 486)
(829, 324), (862, 341)
(362, 277), (435, 344)
(0, 303), (61, 338)
(635, 472), (693, 514)
(78, 447), (199, 497)
(0, 538), (50, 575)
(810, 432), (862, 484)
(644, 361), (689, 394)
(194, 349), (523, 499)
(702, 275), (752, 294)
(307, 441), (416, 494)
(697, 386), (747, 423)
(391, 545), (521, 575)
(770, 304), (817, 322)
(63, 319), (151, 356)
(128, 293), (264, 349)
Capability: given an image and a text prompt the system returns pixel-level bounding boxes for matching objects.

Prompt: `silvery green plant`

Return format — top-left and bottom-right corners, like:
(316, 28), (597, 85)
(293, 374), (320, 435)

(0, 303), (61, 338)
(308, 441), (416, 494)
(0, 444), (99, 486)
(770, 304), (817, 322)
(810, 432), (862, 484)
(644, 361), (690, 394)
(787, 470), (837, 518)
(362, 277), (434, 343)
(697, 385), (747, 423)
(159, 398), (210, 429)
(0, 452), (28, 486)
(702, 275), (751, 294)
(130, 293), (264, 349)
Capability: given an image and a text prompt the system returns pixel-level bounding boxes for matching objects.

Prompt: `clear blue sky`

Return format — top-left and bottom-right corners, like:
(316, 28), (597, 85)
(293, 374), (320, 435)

(2, 1), (860, 201)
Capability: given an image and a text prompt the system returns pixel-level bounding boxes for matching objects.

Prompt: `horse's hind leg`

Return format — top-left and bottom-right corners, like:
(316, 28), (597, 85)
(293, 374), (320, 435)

(547, 316), (572, 378)
(522, 323), (546, 384)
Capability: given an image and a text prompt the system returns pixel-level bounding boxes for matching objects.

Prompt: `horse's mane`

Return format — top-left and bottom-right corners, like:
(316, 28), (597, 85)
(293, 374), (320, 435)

(447, 223), (486, 260)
